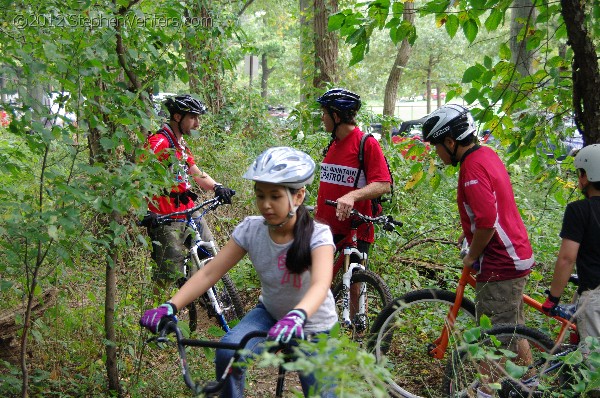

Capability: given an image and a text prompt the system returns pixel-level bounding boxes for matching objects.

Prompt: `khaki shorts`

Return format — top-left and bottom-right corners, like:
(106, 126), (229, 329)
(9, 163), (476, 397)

(576, 288), (600, 357)
(475, 275), (528, 326)
(148, 213), (214, 283)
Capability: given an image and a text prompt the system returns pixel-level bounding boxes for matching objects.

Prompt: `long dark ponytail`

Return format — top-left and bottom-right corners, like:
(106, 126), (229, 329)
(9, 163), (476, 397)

(286, 201), (315, 274)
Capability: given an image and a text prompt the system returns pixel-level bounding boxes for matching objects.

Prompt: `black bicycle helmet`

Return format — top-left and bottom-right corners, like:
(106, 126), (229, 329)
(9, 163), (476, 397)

(317, 88), (362, 113)
(422, 104), (476, 144)
(164, 94), (208, 117)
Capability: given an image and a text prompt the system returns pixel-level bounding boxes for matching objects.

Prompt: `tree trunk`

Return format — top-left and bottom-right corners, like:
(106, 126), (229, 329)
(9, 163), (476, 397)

(426, 56), (433, 114)
(510, 0), (537, 77)
(382, 2), (415, 141)
(299, 0), (314, 102)
(560, 0), (600, 143)
(313, 0), (338, 88)
(104, 211), (122, 396)
(183, 3), (224, 113)
(261, 53), (275, 99)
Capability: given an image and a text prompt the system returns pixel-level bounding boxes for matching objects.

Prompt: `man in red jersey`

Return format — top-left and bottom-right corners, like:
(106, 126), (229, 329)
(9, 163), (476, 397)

(315, 88), (392, 269)
(145, 94), (234, 289)
(423, 104), (535, 398)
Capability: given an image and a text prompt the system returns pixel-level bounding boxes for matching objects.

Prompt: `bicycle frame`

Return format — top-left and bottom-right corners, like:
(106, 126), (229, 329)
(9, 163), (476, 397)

(326, 199), (402, 329)
(157, 197), (233, 332)
(153, 321), (289, 396)
(427, 265), (578, 360)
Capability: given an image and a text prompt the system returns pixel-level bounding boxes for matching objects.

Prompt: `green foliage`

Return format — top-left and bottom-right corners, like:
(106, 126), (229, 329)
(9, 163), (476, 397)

(254, 324), (392, 397)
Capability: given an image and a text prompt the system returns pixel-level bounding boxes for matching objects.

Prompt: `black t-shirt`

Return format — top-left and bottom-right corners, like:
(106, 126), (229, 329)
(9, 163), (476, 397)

(560, 196), (600, 293)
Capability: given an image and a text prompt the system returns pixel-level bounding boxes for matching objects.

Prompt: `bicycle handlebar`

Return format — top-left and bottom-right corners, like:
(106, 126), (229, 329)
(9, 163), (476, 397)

(324, 199), (403, 229)
(155, 196), (228, 221)
(147, 320), (289, 395)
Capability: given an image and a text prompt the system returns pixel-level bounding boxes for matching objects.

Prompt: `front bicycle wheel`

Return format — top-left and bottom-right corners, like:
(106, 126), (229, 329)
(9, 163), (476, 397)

(182, 257), (244, 334)
(367, 289), (477, 398)
(444, 324), (575, 398)
(202, 273), (244, 325)
(332, 269), (393, 344)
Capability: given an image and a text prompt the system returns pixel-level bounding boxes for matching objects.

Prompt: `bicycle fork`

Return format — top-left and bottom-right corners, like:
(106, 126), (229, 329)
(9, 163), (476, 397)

(191, 240), (231, 332)
(340, 247), (367, 328)
(428, 266), (472, 359)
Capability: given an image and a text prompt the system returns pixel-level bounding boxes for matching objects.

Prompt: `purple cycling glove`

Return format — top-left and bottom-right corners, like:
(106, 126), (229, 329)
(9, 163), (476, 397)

(268, 309), (307, 343)
(140, 302), (177, 333)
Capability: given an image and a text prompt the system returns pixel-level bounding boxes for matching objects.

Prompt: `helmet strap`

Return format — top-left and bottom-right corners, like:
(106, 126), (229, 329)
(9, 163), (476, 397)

(442, 142), (460, 167)
(326, 108), (340, 139)
(262, 188), (298, 229)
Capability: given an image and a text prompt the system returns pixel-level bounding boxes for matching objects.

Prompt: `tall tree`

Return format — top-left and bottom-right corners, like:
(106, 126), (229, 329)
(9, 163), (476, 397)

(510, 0), (537, 77)
(382, 0), (415, 136)
(314, 0), (339, 88)
(561, 0), (600, 142)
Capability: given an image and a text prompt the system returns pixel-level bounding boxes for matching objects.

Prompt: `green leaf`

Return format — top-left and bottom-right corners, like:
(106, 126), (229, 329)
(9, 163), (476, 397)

(484, 9), (503, 31)
(505, 360), (527, 378)
(445, 14), (459, 38)
(328, 12), (346, 31)
(463, 327), (482, 343)
(346, 26), (366, 45)
(499, 43), (511, 60)
(479, 314), (492, 329)
(462, 65), (484, 83)
(349, 43), (367, 66)
(483, 55), (492, 69)
(563, 349), (584, 365)
(462, 18), (479, 43)
(464, 88), (480, 104)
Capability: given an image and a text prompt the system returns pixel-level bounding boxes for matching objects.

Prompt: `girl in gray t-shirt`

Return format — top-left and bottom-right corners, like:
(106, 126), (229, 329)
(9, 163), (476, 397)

(140, 147), (337, 397)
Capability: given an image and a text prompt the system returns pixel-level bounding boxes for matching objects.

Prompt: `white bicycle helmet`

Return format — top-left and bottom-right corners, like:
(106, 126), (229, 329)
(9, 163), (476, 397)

(422, 104), (477, 144)
(243, 147), (315, 189)
(574, 144), (600, 182)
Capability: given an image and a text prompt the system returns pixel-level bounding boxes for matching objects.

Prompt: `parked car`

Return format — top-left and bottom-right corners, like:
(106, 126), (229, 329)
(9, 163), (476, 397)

(0, 107), (10, 127)
(390, 117), (431, 160)
(392, 116), (427, 137)
(427, 89), (446, 100)
(268, 105), (289, 118)
(43, 92), (78, 127)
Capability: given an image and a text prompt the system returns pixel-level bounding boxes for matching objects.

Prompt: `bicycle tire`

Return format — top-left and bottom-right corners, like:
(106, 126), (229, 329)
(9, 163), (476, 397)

(444, 323), (576, 398)
(182, 258), (244, 334)
(206, 273), (244, 322)
(367, 289), (477, 398)
(332, 269), (393, 343)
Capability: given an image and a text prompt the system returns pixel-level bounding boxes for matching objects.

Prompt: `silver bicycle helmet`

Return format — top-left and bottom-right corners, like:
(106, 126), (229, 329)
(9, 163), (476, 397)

(422, 104), (477, 144)
(243, 147), (315, 189)
(574, 144), (600, 182)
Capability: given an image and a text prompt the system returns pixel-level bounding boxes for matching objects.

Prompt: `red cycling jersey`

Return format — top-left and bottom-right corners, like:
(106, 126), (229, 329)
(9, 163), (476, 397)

(458, 145), (534, 282)
(315, 127), (392, 242)
(145, 124), (197, 216)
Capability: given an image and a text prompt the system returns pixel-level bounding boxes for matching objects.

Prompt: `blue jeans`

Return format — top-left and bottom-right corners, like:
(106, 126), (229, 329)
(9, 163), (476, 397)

(215, 303), (335, 398)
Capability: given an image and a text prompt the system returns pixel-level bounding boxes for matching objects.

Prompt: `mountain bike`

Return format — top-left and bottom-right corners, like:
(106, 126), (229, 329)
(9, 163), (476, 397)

(368, 257), (578, 398)
(445, 279), (581, 398)
(146, 319), (293, 397)
(152, 197), (244, 333)
(324, 199), (400, 343)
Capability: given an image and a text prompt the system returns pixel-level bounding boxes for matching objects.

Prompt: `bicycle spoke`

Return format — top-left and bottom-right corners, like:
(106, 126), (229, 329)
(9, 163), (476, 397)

(369, 289), (476, 398)
(444, 324), (575, 398)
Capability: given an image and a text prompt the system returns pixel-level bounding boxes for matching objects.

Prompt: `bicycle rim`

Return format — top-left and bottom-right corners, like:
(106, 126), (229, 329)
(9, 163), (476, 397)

(210, 273), (244, 323)
(444, 324), (574, 398)
(368, 289), (477, 398)
(332, 269), (393, 344)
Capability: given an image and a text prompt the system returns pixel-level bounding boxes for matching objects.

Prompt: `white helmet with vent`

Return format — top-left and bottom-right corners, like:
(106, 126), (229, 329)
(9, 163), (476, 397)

(243, 147), (315, 189)
(574, 144), (600, 182)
